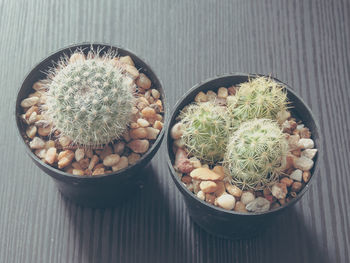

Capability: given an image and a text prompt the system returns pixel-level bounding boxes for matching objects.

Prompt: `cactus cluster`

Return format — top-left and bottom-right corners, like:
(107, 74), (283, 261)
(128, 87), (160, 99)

(224, 119), (288, 190)
(43, 50), (135, 146)
(177, 76), (290, 191)
(179, 102), (230, 164)
(227, 76), (288, 128)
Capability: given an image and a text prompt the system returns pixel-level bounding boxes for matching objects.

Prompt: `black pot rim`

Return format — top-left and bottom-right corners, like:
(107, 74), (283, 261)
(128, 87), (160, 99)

(165, 72), (322, 217)
(15, 42), (168, 181)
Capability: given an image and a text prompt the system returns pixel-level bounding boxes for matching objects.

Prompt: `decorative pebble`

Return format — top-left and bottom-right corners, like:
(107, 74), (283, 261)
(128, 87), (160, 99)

(212, 166), (225, 177)
(175, 148), (193, 173)
(214, 181), (225, 197)
(45, 147), (57, 164)
(103, 154), (120, 167)
(72, 169), (84, 176)
(145, 127), (160, 140)
(271, 183), (288, 199)
(100, 145), (113, 160)
(112, 156), (129, 172)
(206, 90), (217, 101)
(130, 128), (148, 139)
(196, 191), (205, 201)
(294, 156), (314, 171)
(298, 138), (314, 149)
(137, 118), (150, 127)
(113, 141), (125, 155)
(151, 89), (160, 99)
(246, 197), (270, 213)
(88, 155), (99, 170)
(170, 122), (183, 140)
(26, 125), (37, 139)
(205, 193), (216, 204)
(225, 182), (242, 197)
(216, 194), (236, 210)
(289, 169), (303, 182)
(189, 157), (201, 168)
(194, 91), (208, 102)
(234, 201), (247, 212)
(291, 182), (303, 192)
(301, 149), (317, 159)
(303, 171), (311, 183)
(136, 73), (151, 89)
(20, 97), (39, 107)
(190, 168), (224, 181)
(57, 150), (75, 169)
(217, 87), (228, 98)
(75, 148), (85, 162)
(59, 135), (72, 147)
(127, 139), (149, 153)
(35, 148), (46, 159)
(241, 192), (255, 205)
(128, 153), (141, 165)
(200, 181), (218, 193)
(280, 177), (294, 187)
(29, 137), (45, 149)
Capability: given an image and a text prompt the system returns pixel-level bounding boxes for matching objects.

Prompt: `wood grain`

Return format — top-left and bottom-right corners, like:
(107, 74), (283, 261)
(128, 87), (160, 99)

(0, 0), (349, 262)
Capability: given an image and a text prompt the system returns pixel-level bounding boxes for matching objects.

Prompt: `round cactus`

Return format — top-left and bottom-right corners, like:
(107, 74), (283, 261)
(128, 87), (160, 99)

(227, 77), (288, 128)
(224, 119), (288, 190)
(43, 50), (135, 146)
(179, 102), (230, 163)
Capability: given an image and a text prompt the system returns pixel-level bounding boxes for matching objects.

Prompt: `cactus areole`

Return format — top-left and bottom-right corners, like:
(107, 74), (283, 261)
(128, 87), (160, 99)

(44, 51), (135, 146)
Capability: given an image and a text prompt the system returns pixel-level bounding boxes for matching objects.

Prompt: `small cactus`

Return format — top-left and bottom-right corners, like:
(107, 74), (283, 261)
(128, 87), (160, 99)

(179, 102), (230, 163)
(224, 119), (288, 190)
(43, 49), (135, 146)
(227, 76), (288, 128)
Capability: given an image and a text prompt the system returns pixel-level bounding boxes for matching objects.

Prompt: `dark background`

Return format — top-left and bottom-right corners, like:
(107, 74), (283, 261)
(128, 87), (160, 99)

(0, 0), (349, 262)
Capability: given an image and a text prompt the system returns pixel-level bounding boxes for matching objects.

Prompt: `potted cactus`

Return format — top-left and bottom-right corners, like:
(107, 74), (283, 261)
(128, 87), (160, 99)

(166, 74), (321, 238)
(16, 43), (166, 207)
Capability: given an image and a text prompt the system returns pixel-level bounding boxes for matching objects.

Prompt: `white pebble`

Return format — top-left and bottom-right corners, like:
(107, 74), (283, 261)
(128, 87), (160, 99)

(241, 192), (255, 205)
(59, 135), (72, 147)
(20, 97), (39, 107)
(151, 89), (160, 99)
(170, 122), (183, 140)
(294, 156), (314, 171)
(28, 112), (38, 124)
(289, 169), (303, 182)
(137, 118), (150, 127)
(216, 194), (236, 210)
(26, 125), (37, 139)
(35, 148), (46, 158)
(301, 149), (317, 159)
(196, 191), (205, 201)
(246, 197), (270, 213)
(146, 127), (160, 140)
(75, 148), (85, 162)
(29, 137), (45, 149)
(298, 138), (314, 149)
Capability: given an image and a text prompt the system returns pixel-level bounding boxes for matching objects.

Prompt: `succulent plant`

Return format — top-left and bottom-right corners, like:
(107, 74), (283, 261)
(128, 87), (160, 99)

(224, 119), (288, 190)
(227, 76), (288, 128)
(179, 102), (230, 163)
(43, 50), (135, 146)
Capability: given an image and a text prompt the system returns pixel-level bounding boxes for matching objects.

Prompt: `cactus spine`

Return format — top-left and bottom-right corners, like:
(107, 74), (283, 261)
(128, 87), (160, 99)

(224, 119), (288, 190)
(179, 102), (230, 163)
(44, 50), (135, 146)
(227, 76), (288, 128)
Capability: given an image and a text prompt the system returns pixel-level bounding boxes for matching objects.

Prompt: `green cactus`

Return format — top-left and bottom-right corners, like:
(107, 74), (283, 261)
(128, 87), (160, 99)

(179, 102), (230, 164)
(224, 119), (288, 190)
(227, 76), (288, 128)
(44, 50), (135, 146)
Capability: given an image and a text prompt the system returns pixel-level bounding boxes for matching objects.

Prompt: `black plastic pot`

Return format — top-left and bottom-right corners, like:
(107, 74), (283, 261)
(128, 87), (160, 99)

(16, 43), (167, 208)
(166, 73), (321, 239)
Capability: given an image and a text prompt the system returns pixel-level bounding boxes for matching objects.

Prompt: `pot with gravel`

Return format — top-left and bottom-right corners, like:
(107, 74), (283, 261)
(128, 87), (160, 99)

(166, 74), (321, 239)
(16, 43), (166, 207)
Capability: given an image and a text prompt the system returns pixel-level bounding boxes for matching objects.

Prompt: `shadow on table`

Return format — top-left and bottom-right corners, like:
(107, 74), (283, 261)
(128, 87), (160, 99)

(60, 163), (332, 263)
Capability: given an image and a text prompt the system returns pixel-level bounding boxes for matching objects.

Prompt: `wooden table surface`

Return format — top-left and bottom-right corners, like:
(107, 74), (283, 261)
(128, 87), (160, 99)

(1, 0), (349, 262)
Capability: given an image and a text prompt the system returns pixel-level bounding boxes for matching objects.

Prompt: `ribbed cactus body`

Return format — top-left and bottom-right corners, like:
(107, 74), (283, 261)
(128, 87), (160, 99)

(227, 77), (288, 128)
(45, 51), (135, 146)
(224, 119), (288, 190)
(179, 102), (230, 163)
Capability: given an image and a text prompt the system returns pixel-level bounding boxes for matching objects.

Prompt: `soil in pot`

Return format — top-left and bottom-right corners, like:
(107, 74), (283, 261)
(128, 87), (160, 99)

(170, 76), (318, 213)
(18, 47), (164, 177)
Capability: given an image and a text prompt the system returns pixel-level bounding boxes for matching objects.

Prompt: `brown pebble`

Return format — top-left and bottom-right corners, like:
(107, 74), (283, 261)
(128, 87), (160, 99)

(92, 167), (105, 175)
(127, 139), (149, 153)
(303, 171), (311, 183)
(72, 169), (84, 176)
(280, 177), (294, 187)
(130, 128), (148, 139)
(141, 107), (156, 118)
(214, 181), (225, 197)
(181, 175), (192, 184)
(291, 182), (303, 192)
(57, 150), (75, 169)
(88, 155), (99, 170)
(190, 168), (224, 181)
(225, 182), (243, 198)
(205, 193), (216, 204)
(79, 158), (90, 169)
(136, 73), (151, 89)
(234, 201), (247, 212)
